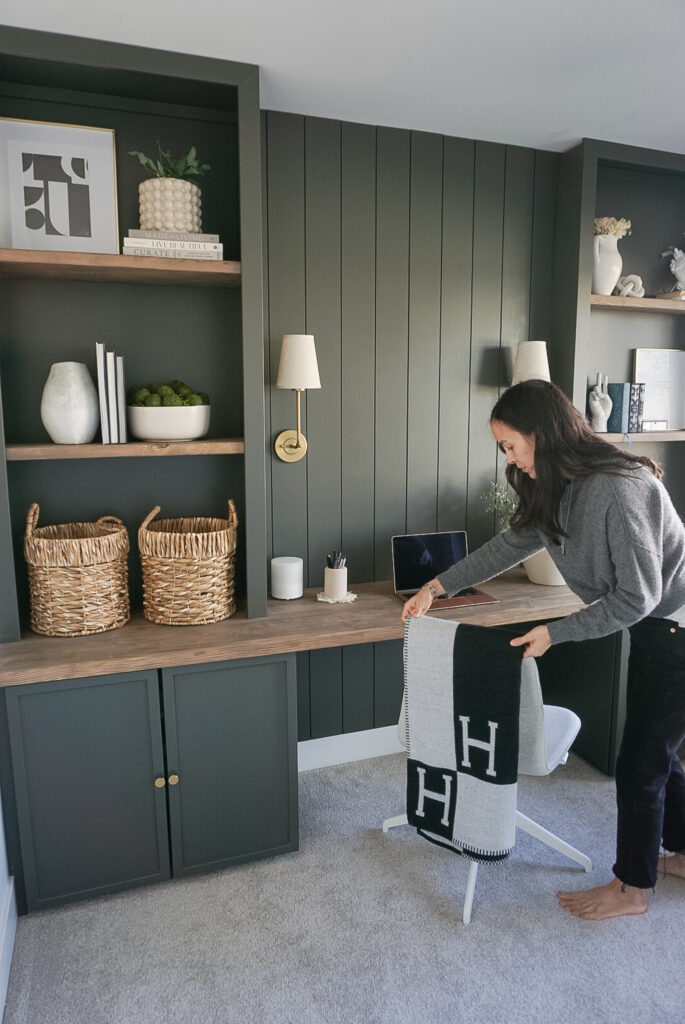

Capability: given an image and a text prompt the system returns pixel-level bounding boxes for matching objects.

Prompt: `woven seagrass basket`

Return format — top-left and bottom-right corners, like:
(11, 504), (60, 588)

(24, 503), (130, 637)
(138, 501), (238, 625)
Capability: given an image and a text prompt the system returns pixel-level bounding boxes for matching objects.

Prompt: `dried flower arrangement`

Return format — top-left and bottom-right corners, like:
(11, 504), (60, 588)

(481, 480), (518, 532)
(594, 217), (631, 238)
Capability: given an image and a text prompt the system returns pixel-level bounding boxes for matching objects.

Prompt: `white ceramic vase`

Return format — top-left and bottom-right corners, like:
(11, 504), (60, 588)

(40, 362), (99, 444)
(592, 233), (622, 295)
(524, 548), (566, 587)
(138, 178), (202, 233)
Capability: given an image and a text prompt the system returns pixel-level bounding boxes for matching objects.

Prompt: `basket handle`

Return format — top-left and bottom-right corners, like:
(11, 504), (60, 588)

(25, 503), (40, 538)
(96, 515), (125, 528)
(139, 506), (161, 535)
(227, 499), (238, 529)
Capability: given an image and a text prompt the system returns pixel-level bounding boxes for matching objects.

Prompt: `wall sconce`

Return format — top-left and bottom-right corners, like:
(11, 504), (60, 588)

(274, 334), (321, 463)
(512, 340), (551, 384)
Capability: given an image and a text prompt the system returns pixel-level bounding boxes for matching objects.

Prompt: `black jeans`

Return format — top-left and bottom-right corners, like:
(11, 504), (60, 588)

(613, 616), (685, 889)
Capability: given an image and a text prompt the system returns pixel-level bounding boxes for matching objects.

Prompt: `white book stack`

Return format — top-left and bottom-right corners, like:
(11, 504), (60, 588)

(121, 229), (223, 260)
(95, 341), (127, 444)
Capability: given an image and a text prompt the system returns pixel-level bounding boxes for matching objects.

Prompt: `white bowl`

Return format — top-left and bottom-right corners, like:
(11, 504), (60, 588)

(127, 404), (211, 442)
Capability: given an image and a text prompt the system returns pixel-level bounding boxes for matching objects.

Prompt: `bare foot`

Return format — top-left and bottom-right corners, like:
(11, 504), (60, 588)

(658, 851), (685, 880)
(557, 877), (647, 920)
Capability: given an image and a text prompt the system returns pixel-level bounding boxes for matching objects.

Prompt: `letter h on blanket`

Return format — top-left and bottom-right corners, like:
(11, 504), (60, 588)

(383, 615), (591, 924)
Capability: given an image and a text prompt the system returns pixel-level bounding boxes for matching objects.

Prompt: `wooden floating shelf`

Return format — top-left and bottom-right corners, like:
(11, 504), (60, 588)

(591, 294), (685, 314)
(0, 248), (241, 287)
(6, 438), (245, 461)
(604, 431), (685, 444)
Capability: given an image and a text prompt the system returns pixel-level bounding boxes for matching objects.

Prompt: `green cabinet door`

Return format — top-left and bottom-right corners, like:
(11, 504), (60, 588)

(161, 654), (298, 876)
(6, 671), (171, 911)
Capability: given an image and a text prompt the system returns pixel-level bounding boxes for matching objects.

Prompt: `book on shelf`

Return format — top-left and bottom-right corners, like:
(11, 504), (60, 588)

(628, 382), (645, 433)
(127, 229), (220, 243)
(95, 342), (111, 444)
(122, 244), (223, 260)
(122, 237), (222, 254)
(116, 355), (127, 443)
(106, 350), (119, 444)
(606, 382), (630, 434)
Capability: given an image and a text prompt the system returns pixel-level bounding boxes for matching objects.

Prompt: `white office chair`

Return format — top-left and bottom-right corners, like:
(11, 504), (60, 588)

(382, 656), (591, 924)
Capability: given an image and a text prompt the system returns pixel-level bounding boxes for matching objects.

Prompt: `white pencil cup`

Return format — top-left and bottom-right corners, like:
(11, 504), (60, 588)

(324, 566), (347, 600)
(271, 556), (303, 600)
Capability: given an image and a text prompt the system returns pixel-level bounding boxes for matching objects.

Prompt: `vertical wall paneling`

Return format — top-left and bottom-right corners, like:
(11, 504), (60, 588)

(341, 122), (377, 583)
(406, 132), (444, 534)
(501, 146), (535, 387)
(373, 640), (404, 729)
(304, 118), (343, 587)
(342, 645), (375, 734)
(309, 648), (343, 739)
(261, 112), (274, 564)
(529, 151), (559, 349)
(266, 113), (309, 568)
(264, 113), (558, 741)
(467, 142), (506, 549)
(374, 127), (411, 579)
(437, 138), (475, 532)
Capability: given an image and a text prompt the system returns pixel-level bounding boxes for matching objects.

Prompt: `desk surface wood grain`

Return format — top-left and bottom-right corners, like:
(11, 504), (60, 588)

(0, 570), (585, 687)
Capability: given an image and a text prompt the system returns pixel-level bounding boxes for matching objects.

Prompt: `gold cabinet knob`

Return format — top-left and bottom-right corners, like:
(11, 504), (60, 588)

(168, 773), (179, 786)
(154, 777), (166, 789)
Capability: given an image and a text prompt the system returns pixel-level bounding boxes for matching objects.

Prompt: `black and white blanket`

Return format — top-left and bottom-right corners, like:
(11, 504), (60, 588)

(404, 615), (523, 862)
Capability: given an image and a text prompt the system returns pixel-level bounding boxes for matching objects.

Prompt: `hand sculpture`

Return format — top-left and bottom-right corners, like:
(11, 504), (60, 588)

(616, 274), (645, 298)
(669, 249), (685, 291)
(588, 373), (612, 432)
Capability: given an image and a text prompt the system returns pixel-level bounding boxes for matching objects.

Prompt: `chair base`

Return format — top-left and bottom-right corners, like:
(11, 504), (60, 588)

(381, 810), (592, 924)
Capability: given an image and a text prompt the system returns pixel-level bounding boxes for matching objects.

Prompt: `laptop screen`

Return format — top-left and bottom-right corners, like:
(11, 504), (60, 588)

(391, 531), (468, 594)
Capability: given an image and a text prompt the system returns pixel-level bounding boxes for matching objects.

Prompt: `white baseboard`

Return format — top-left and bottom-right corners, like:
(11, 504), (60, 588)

(298, 725), (404, 772)
(0, 876), (16, 1022)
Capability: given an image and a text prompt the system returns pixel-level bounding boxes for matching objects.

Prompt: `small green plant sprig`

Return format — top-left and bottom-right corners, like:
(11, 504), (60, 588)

(128, 144), (210, 181)
(481, 480), (518, 531)
(127, 381), (210, 408)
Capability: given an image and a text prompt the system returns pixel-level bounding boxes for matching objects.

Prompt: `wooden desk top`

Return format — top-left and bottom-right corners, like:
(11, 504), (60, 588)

(0, 570), (585, 687)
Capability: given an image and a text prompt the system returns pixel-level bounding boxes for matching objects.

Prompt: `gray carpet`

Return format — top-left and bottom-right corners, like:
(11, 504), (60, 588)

(3, 752), (682, 1024)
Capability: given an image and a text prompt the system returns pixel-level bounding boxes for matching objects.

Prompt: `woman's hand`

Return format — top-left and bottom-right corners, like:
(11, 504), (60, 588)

(401, 581), (443, 621)
(510, 624), (551, 658)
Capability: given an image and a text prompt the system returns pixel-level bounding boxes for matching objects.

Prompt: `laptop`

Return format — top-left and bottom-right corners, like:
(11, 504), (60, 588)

(391, 530), (498, 609)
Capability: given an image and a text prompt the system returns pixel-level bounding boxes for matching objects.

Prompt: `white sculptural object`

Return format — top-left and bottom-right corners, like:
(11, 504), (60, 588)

(588, 372), (612, 433)
(615, 274), (645, 298)
(669, 249), (685, 291)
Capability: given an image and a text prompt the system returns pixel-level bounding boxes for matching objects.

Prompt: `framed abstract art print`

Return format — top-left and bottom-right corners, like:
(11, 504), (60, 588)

(0, 117), (118, 253)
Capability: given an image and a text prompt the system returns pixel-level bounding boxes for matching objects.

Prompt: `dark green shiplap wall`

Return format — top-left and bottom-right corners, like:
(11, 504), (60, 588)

(262, 111), (559, 740)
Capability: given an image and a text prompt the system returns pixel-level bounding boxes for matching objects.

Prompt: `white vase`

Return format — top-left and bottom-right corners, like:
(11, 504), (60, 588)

(40, 362), (99, 444)
(138, 178), (202, 233)
(592, 233), (622, 295)
(524, 548), (566, 586)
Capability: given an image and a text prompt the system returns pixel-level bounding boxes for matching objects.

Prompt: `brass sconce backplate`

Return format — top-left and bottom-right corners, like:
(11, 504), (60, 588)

(274, 429), (308, 463)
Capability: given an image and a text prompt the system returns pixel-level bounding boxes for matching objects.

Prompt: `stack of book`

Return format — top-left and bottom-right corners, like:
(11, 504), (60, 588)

(121, 230), (223, 260)
(95, 341), (127, 444)
(606, 382), (646, 434)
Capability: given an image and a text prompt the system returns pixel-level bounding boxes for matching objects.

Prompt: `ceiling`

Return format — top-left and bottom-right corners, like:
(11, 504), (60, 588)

(2, 0), (684, 155)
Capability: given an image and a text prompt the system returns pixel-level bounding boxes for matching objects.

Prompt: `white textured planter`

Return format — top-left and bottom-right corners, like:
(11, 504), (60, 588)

(138, 178), (202, 233)
(524, 548), (566, 587)
(40, 362), (99, 444)
(592, 233), (623, 295)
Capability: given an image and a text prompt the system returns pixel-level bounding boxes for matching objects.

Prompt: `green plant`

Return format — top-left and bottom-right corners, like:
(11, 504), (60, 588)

(127, 381), (210, 408)
(128, 144), (210, 181)
(481, 480), (518, 531)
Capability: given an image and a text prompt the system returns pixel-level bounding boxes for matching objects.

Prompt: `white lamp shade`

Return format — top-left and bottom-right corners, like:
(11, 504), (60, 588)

(512, 341), (551, 385)
(276, 334), (321, 390)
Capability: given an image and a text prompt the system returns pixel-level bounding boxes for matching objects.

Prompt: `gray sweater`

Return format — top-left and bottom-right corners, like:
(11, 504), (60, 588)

(437, 468), (685, 644)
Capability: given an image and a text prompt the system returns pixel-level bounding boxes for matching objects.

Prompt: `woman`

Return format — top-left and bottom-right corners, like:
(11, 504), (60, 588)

(402, 379), (685, 920)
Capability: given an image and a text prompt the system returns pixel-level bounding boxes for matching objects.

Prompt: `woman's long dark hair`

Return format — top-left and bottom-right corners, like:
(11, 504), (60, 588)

(490, 379), (663, 543)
